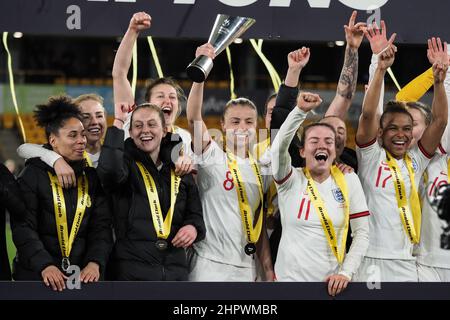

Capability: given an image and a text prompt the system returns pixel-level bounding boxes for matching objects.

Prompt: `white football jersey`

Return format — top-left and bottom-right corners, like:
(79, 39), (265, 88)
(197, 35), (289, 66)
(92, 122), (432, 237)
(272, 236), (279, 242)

(173, 126), (193, 158)
(193, 140), (269, 268)
(275, 169), (369, 281)
(416, 147), (450, 269)
(86, 151), (100, 168)
(356, 139), (432, 260)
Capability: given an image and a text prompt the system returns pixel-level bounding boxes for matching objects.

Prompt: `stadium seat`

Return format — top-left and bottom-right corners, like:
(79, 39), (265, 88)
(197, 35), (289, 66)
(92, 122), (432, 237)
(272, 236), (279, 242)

(3, 113), (16, 129)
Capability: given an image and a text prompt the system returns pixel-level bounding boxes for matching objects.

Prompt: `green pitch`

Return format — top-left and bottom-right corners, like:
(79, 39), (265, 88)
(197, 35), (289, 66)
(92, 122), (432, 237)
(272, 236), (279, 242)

(6, 223), (16, 266)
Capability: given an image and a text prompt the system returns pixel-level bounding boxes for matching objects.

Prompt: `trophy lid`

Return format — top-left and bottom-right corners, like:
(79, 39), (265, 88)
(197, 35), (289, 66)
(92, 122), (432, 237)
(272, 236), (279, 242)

(208, 14), (256, 56)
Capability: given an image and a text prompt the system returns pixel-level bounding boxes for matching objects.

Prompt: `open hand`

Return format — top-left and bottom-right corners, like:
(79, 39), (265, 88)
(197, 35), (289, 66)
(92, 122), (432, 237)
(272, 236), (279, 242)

(428, 37), (449, 83)
(364, 20), (396, 55)
(41, 265), (68, 292)
(80, 262), (100, 283)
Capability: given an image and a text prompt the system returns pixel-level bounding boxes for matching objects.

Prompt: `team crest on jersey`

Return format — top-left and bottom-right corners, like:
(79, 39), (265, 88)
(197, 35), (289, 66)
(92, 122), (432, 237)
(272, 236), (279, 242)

(332, 188), (345, 203)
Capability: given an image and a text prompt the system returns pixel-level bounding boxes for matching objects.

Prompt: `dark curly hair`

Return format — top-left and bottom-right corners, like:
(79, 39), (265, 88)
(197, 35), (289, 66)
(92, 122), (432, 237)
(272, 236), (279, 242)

(34, 95), (83, 141)
(380, 101), (413, 129)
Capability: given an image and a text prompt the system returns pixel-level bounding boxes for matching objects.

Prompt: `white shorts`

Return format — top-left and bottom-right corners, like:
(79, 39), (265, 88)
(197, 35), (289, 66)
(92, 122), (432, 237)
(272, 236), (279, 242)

(353, 257), (418, 282)
(417, 263), (450, 282)
(188, 253), (256, 281)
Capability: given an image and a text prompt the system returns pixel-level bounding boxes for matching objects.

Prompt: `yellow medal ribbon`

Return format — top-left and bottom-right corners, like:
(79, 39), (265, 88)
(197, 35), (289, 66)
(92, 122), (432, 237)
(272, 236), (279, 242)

(83, 151), (93, 167)
(385, 151), (421, 243)
(255, 135), (270, 160)
(266, 183), (277, 218)
(226, 152), (264, 245)
(136, 162), (180, 239)
(304, 166), (349, 265)
(48, 172), (90, 261)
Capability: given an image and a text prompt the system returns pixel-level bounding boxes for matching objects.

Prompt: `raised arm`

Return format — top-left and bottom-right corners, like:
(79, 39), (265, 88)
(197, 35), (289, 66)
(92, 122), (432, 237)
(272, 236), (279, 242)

(419, 38), (449, 155)
(270, 47), (310, 168)
(112, 12), (151, 109)
(356, 41), (396, 146)
(396, 67), (434, 102)
(271, 92), (322, 182)
(365, 20), (396, 116)
(97, 103), (131, 191)
(271, 47), (310, 121)
(442, 59), (450, 151)
(186, 43), (215, 155)
(284, 47), (310, 88)
(326, 11), (365, 119)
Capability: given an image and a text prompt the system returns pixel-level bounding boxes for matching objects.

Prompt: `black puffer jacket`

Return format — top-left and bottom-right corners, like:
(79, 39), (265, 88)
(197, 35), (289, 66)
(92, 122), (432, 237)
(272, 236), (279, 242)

(97, 127), (205, 281)
(12, 158), (113, 280)
(0, 164), (27, 280)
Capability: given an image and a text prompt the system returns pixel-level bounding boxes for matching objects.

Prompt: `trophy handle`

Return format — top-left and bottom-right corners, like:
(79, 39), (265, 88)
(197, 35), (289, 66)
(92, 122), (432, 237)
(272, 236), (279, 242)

(186, 55), (214, 83)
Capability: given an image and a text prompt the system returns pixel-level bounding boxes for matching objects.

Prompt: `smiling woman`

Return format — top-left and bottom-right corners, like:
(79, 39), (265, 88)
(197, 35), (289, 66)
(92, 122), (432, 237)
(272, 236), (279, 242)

(74, 93), (107, 158)
(11, 96), (113, 291)
(354, 37), (449, 282)
(96, 102), (205, 281)
(16, 93), (107, 189)
(270, 91), (370, 296)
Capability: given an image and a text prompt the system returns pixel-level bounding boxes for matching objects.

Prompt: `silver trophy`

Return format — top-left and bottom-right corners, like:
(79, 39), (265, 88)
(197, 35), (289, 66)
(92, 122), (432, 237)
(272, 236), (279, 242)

(186, 14), (256, 83)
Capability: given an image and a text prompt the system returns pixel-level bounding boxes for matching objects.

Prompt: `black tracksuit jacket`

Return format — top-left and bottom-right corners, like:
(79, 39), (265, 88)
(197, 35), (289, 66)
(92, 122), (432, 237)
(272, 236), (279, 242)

(12, 158), (113, 280)
(0, 164), (27, 280)
(97, 127), (205, 281)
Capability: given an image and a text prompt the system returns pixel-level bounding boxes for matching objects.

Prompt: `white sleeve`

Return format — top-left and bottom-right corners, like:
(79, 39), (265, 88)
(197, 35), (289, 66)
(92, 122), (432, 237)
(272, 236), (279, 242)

(270, 107), (307, 183)
(193, 140), (224, 168)
(17, 143), (61, 168)
(368, 53), (385, 115)
(441, 66), (450, 152)
(339, 172), (370, 279)
(340, 216), (370, 280)
(347, 172), (370, 215)
(176, 127), (194, 158)
(123, 111), (132, 140)
(356, 139), (382, 179)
